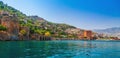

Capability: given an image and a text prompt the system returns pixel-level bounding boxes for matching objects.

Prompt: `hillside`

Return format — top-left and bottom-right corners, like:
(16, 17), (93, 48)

(1, 1), (119, 40)
(0, 1), (26, 19)
(27, 16), (77, 38)
(0, 1), (79, 39)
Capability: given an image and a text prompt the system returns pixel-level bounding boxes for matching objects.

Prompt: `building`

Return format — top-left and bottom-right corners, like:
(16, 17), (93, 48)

(83, 30), (92, 40)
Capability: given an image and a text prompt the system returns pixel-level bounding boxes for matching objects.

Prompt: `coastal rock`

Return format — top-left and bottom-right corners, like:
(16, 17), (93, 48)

(0, 31), (10, 40)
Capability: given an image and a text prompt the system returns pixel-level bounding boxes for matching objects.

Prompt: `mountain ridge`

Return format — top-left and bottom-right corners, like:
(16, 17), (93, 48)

(93, 27), (120, 38)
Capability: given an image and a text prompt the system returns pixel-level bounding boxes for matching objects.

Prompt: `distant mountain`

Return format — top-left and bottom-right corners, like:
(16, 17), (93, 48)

(93, 27), (120, 38)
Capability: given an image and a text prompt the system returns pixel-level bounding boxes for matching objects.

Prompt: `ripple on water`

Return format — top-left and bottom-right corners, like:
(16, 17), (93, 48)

(0, 40), (120, 58)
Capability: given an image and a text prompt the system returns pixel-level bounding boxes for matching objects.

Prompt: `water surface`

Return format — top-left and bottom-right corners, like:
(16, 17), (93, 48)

(0, 40), (120, 58)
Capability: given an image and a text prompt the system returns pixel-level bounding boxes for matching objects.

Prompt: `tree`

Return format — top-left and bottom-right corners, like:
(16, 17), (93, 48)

(0, 25), (7, 31)
(45, 31), (51, 36)
(20, 30), (27, 36)
(35, 29), (42, 35)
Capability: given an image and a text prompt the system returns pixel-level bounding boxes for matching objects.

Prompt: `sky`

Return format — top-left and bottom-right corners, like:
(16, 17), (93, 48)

(1, 0), (120, 30)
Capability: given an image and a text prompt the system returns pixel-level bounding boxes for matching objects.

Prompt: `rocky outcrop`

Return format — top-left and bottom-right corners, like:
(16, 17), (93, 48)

(0, 11), (19, 40)
(19, 26), (29, 40)
(0, 31), (10, 40)
(1, 14), (19, 35)
(30, 34), (52, 40)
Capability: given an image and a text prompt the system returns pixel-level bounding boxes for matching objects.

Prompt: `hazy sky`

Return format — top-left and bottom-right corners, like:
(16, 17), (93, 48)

(1, 0), (120, 30)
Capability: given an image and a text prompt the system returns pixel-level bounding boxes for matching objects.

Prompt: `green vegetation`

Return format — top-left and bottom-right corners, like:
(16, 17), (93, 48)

(0, 25), (7, 31)
(45, 31), (51, 36)
(0, 1), (26, 19)
(0, 1), (78, 39)
(20, 30), (27, 36)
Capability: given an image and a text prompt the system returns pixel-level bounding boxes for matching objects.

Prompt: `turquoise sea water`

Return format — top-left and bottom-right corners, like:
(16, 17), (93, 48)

(0, 40), (120, 58)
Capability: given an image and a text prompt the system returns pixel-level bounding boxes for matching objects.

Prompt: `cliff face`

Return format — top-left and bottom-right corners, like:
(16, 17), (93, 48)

(0, 31), (10, 40)
(2, 15), (19, 35)
(0, 11), (19, 40)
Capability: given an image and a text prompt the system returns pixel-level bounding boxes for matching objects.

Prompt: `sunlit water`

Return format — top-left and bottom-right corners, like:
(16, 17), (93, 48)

(0, 40), (120, 58)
